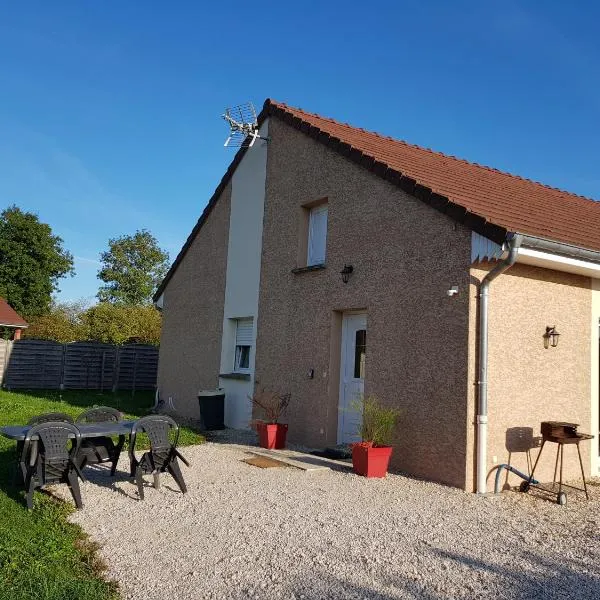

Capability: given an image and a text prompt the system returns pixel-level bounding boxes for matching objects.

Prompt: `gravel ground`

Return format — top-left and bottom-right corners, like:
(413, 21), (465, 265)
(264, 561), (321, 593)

(59, 442), (600, 600)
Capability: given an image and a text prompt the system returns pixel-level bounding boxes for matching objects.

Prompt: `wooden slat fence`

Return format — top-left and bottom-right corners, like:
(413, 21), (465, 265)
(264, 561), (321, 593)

(0, 339), (158, 391)
(114, 344), (159, 391)
(62, 342), (117, 391)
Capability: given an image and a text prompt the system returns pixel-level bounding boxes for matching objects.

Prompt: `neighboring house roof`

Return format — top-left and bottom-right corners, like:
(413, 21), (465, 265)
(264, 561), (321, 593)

(0, 298), (28, 328)
(154, 99), (600, 300)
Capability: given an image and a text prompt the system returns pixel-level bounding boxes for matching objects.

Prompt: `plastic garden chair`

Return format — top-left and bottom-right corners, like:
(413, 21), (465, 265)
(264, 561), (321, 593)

(27, 412), (74, 425)
(14, 413), (75, 484)
(21, 421), (86, 510)
(76, 406), (125, 476)
(128, 415), (190, 500)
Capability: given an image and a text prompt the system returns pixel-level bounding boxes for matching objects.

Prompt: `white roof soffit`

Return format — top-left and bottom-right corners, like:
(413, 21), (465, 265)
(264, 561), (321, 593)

(517, 248), (600, 278)
(516, 235), (600, 279)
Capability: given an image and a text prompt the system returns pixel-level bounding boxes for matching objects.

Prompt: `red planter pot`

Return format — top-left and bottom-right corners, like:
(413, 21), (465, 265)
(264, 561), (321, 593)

(352, 444), (393, 478)
(257, 422), (288, 449)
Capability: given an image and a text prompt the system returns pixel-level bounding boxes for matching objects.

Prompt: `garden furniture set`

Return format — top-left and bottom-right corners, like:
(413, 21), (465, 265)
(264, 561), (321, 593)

(0, 409), (189, 509)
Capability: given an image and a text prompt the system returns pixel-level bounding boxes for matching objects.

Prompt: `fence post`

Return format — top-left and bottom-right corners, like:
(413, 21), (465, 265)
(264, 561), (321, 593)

(100, 350), (106, 393)
(59, 344), (67, 391)
(41, 350), (47, 388)
(112, 346), (120, 392)
(131, 349), (138, 398)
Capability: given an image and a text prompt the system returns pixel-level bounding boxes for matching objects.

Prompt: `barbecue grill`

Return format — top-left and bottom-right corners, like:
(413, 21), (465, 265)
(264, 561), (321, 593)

(520, 421), (593, 505)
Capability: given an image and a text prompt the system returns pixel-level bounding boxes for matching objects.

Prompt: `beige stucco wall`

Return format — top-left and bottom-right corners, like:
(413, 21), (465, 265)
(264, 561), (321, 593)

(255, 118), (473, 488)
(466, 263), (592, 492)
(157, 184), (231, 417)
(591, 278), (600, 475)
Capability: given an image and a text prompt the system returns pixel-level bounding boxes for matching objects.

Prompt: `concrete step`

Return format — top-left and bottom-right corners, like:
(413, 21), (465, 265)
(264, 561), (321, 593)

(247, 448), (342, 472)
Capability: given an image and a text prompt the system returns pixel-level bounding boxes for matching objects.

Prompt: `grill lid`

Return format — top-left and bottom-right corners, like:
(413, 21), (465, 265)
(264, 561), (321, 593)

(540, 421), (594, 443)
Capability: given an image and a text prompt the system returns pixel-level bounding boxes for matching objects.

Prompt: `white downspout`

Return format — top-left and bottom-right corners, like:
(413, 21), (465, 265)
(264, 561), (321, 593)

(476, 234), (522, 494)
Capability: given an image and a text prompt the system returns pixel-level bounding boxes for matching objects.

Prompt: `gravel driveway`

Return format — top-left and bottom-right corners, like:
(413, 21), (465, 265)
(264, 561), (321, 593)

(63, 442), (600, 599)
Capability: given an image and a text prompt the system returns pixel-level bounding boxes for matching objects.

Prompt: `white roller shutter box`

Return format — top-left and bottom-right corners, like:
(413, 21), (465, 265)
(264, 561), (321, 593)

(235, 318), (254, 346)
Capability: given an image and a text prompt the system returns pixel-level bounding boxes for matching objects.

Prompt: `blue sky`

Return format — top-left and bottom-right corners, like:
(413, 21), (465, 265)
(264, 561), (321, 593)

(1, 1), (599, 301)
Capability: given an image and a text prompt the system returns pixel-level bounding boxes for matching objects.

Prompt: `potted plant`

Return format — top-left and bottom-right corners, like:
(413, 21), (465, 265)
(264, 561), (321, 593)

(248, 389), (291, 449)
(351, 395), (400, 478)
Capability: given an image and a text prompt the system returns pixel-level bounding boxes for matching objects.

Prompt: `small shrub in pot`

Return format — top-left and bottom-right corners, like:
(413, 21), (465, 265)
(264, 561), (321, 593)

(248, 389), (291, 449)
(352, 395), (400, 478)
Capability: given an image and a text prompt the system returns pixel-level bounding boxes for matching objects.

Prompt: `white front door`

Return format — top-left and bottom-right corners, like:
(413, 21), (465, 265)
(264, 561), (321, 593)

(337, 313), (367, 444)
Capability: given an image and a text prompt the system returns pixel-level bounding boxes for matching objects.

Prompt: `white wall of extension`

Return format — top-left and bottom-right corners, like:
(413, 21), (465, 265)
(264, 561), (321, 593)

(218, 120), (269, 429)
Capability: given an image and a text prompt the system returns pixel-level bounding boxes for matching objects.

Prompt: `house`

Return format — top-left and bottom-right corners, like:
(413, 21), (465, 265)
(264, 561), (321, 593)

(154, 99), (600, 493)
(0, 298), (28, 340)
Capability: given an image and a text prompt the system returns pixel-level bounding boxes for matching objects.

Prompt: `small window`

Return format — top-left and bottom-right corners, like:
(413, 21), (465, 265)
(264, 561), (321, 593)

(307, 204), (328, 266)
(235, 345), (250, 371)
(234, 318), (253, 373)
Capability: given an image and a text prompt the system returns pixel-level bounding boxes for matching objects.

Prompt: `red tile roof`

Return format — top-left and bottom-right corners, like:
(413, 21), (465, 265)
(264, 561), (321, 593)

(267, 100), (600, 252)
(154, 98), (600, 300)
(0, 298), (28, 327)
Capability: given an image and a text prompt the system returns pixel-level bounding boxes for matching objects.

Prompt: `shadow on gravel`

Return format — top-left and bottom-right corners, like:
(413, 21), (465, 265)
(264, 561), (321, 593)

(419, 548), (600, 599)
(80, 462), (189, 503)
(286, 573), (440, 600)
(77, 464), (144, 501)
(283, 546), (600, 600)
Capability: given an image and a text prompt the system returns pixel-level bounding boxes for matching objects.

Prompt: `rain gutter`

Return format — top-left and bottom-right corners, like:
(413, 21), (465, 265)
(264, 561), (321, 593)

(519, 234), (600, 263)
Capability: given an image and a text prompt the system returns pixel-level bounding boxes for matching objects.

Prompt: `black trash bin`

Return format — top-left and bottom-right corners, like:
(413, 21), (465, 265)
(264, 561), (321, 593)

(198, 389), (225, 430)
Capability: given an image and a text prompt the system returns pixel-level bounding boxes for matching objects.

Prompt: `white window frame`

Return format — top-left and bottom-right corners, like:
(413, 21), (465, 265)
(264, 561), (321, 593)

(307, 203), (328, 266)
(233, 318), (253, 373)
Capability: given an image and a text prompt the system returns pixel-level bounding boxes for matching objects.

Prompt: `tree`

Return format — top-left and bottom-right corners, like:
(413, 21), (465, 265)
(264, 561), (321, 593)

(80, 303), (162, 345)
(24, 301), (162, 345)
(97, 230), (169, 305)
(0, 205), (75, 317)
(23, 299), (88, 343)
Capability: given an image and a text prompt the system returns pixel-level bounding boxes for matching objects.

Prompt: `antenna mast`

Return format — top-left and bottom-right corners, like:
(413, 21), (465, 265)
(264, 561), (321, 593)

(222, 102), (267, 148)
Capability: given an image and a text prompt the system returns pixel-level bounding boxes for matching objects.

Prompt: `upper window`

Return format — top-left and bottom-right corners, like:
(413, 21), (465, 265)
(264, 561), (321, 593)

(234, 318), (253, 373)
(307, 204), (328, 266)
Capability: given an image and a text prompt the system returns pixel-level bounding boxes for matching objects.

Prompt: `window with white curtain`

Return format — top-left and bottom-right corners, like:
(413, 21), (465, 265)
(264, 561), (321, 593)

(234, 318), (253, 372)
(307, 204), (328, 266)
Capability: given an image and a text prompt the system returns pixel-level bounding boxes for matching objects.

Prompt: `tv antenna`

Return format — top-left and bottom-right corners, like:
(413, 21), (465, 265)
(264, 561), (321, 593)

(222, 102), (267, 148)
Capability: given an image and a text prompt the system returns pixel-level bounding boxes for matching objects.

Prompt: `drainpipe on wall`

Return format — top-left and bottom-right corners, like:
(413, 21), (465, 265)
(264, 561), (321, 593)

(476, 233), (523, 494)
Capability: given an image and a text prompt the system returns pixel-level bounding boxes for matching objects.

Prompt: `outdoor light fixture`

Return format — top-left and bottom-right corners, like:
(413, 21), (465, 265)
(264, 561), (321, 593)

(340, 264), (354, 284)
(544, 326), (560, 349)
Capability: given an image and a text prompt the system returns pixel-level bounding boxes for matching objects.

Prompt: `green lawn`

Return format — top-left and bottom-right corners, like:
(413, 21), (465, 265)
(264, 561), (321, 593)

(0, 389), (204, 600)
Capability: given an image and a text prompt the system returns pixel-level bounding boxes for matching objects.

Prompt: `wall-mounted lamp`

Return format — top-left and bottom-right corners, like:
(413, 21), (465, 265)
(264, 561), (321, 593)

(543, 325), (560, 349)
(340, 264), (354, 284)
